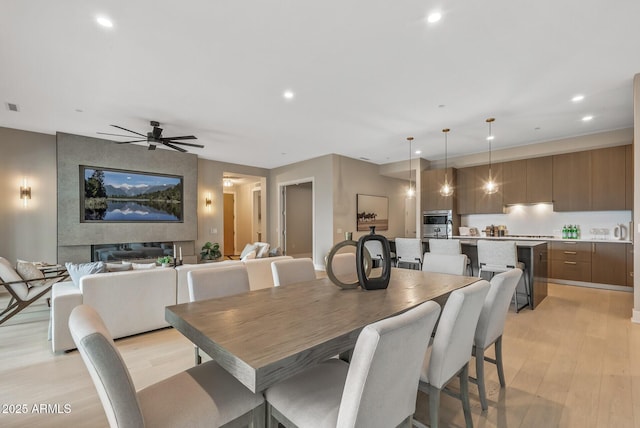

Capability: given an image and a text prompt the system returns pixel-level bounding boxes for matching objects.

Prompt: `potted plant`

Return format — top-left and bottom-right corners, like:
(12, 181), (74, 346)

(200, 242), (222, 261)
(157, 256), (173, 267)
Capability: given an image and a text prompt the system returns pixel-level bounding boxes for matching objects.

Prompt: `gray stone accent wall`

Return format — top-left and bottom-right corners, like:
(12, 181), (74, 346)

(57, 133), (198, 262)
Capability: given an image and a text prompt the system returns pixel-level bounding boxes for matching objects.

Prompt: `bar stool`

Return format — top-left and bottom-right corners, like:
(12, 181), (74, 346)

(477, 240), (530, 312)
(428, 239), (473, 276)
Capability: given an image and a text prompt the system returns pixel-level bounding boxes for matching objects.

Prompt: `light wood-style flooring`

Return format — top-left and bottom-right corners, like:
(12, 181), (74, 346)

(0, 283), (638, 427)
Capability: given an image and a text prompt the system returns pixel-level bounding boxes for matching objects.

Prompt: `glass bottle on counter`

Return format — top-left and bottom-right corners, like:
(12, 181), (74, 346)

(575, 225), (580, 239)
(562, 225), (568, 239)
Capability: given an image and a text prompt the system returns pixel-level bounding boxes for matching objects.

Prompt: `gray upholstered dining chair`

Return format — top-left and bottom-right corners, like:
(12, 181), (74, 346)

(477, 240), (530, 312)
(418, 280), (490, 428)
(264, 300), (441, 428)
(363, 239), (396, 267)
(428, 239), (473, 275)
(422, 253), (468, 276)
(69, 304), (265, 428)
(271, 258), (316, 286)
(188, 265), (251, 365)
(395, 238), (423, 270)
(472, 268), (522, 410)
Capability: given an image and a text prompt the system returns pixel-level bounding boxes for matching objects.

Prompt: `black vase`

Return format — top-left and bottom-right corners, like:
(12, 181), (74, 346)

(356, 227), (391, 290)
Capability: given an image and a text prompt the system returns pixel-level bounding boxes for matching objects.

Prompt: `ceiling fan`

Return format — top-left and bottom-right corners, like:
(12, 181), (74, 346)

(97, 120), (204, 153)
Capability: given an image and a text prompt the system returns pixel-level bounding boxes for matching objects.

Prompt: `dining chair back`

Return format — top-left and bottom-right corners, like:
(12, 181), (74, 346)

(363, 240), (396, 267)
(188, 265), (251, 365)
(473, 268), (522, 410)
(422, 253), (468, 276)
(69, 304), (264, 428)
(477, 240), (530, 312)
(419, 280), (490, 428)
(395, 238), (423, 270)
(271, 258), (316, 286)
(265, 300), (441, 428)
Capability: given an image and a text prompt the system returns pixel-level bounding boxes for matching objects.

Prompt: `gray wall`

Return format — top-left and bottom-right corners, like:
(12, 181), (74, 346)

(57, 133), (198, 262)
(0, 127), (57, 264)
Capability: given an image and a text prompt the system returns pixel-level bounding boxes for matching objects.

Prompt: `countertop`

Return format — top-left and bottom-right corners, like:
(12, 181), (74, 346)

(451, 235), (632, 245)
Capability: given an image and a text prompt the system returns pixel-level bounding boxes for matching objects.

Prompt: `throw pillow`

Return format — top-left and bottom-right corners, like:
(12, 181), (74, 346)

(268, 247), (283, 257)
(65, 261), (106, 287)
(15, 261), (46, 287)
(131, 262), (156, 270)
(241, 250), (256, 261)
(240, 243), (258, 259)
(254, 242), (271, 258)
(106, 262), (132, 272)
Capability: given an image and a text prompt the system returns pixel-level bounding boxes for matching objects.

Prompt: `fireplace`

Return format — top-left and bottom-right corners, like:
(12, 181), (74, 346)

(91, 242), (174, 263)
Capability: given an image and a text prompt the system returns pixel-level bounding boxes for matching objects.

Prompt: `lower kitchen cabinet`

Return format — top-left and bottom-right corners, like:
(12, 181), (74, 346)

(550, 241), (630, 287)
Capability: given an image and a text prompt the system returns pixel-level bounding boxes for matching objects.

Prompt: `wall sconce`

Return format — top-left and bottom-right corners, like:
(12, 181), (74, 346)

(205, 193), (212, 209)
(20, 177), (31, 208)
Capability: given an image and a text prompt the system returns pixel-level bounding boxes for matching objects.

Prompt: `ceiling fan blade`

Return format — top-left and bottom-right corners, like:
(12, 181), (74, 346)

(163, 142), (187, 152)
(98, 132), (142, 138)
(110, 124), (147, 137)
(165, 140), (204, 148)
(160, 135), (197, 141)
(114, 139), (147, 144)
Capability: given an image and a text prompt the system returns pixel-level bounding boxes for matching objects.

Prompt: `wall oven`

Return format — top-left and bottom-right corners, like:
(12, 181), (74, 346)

(423, 210), (453, 239)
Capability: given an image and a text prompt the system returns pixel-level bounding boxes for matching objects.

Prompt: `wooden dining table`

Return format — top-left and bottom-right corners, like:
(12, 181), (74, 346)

(165, 267), (479, 393)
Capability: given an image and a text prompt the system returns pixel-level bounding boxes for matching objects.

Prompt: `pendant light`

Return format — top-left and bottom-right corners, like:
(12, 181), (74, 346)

(484, 117), (498, 194)
(440, 128), (453, 197)
(406, 136), (415, 198)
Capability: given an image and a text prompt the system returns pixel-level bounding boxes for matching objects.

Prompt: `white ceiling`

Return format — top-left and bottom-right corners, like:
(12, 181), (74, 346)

(1, 1), (639, 169)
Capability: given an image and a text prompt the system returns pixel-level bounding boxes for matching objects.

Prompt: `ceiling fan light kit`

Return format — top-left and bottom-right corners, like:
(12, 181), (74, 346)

(97, 120), (204, 152)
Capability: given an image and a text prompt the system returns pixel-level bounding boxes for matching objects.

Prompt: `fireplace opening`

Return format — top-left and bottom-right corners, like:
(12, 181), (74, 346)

(91, 242), (174, 263)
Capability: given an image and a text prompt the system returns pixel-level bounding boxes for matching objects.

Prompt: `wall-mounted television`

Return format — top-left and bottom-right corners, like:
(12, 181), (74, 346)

(80, 166), (184, 222)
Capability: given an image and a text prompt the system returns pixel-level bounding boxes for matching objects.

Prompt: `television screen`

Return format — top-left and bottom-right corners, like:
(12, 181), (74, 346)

(80, 166), (184, 222)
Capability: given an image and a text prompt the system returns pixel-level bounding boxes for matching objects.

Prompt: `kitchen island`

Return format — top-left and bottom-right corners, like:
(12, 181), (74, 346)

(454, 239), (548, 309)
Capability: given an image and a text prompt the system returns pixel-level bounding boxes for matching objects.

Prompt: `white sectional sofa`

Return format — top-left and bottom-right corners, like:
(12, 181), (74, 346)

(51, 256), (293, 352)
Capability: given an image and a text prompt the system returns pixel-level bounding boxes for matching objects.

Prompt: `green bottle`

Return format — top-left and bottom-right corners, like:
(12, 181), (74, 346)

(562, 225), (567, 239)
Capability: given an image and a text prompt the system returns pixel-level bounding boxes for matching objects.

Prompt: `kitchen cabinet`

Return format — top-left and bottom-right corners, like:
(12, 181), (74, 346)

(552, 151), (592, 211)
(526, 156), (553, 203)
(474, 164), (503, 214)
(591, 242), (627, 286)
(627, 243), (634, 287)
(456, 167), (475, 214)
(421, 168), (455, 211)
(591, 146), (626, 211)
(502, 156), (553, 205)
(550, 241), (591, 282)
(626, 144), (633, 210)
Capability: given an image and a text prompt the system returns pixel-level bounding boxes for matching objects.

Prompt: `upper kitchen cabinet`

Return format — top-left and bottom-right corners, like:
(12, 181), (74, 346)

(591, 146), (626, 211)
(421, 168), (456, 211)
(553, 151), (592, 211)
(474, 163), (503, 214)
(456, 167), (475, 214)
(526, 156), (553, 203)
(553, 145), (629, 211)
(626, 144), (633, 210)
(502, 156), (552, 205)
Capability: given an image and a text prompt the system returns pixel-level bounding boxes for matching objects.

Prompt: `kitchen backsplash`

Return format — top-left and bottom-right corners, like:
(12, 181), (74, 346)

(461, 204), (632, 240)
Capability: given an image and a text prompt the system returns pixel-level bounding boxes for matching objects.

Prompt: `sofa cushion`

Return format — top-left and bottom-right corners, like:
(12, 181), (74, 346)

(106, 262), (132, 272)
(241, 250), (256, 261)
(65, 261), (106, 287)
(132, 262), (156, 270)
(253, 242), (271, 258)
(0, 257), (29, 300)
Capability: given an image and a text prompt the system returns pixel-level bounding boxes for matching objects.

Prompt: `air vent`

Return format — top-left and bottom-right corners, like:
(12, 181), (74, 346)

(6, 102), (19, 112)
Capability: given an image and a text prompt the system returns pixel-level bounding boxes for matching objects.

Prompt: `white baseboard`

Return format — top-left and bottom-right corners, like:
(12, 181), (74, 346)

(632, 309), (640, 324)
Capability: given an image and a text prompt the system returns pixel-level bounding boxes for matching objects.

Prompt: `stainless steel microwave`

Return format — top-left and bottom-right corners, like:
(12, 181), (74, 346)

(422, 210), (453, 239)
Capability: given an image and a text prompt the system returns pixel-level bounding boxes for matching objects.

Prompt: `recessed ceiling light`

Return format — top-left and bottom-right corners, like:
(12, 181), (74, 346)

(415, 150), (422, 155)
(283, 90), (295, 100)
(486, 135), (495, 141)
(571, 95), (585, 102)
(96, 16), (113, 28)
(427, 12), (442, 23)
(582, 115), (593, 122)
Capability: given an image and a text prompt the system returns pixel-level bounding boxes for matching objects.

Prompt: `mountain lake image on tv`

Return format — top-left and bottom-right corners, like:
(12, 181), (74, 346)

(81, 166), (183, 222)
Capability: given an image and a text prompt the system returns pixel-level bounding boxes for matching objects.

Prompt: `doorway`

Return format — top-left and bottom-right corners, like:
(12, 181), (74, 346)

(281, 181), (313, 258)
(223, 193), (235, 257)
